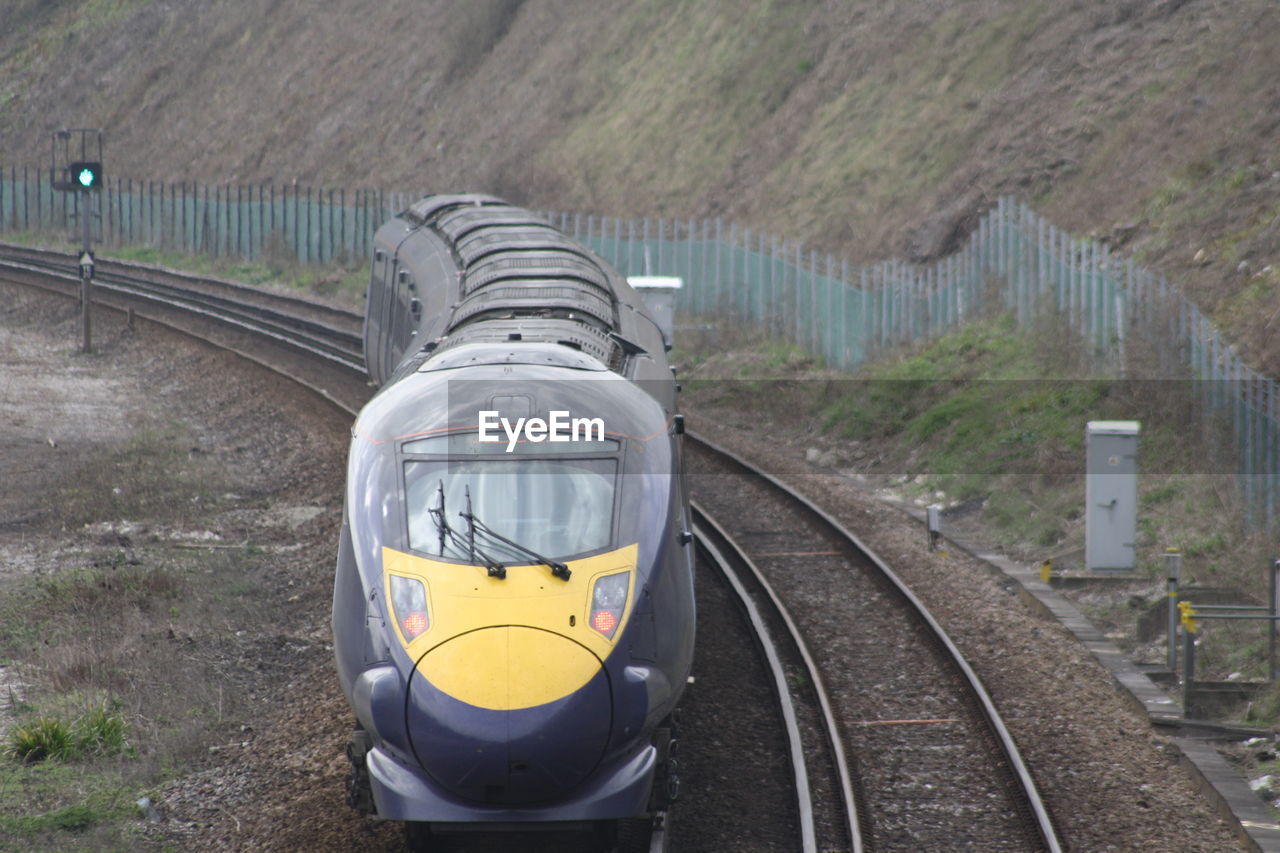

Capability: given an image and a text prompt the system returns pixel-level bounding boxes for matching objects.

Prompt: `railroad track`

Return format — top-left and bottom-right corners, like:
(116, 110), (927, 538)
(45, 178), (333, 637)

(1, 245), (1061, 852)
(692, 502), (863, 852)
(0, 242), (364, 373)
(686, 435), (1062, 852)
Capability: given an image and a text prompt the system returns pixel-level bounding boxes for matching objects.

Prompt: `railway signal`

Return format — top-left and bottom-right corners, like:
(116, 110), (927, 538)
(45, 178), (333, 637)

(70, 161), (103, 189)
(50, 129), (104, 352)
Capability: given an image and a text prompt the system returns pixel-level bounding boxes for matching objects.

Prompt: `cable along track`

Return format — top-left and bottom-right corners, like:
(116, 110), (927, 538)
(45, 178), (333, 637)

(687, 432), (1062, 853)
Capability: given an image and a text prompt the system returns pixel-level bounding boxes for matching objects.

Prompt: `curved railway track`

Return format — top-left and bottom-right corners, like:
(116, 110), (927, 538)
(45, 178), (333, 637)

(0, 242), (363, 373)
(1, 242), (1062, 852)
(693, 502), (863, 853)
(687, 435), (1062, 852)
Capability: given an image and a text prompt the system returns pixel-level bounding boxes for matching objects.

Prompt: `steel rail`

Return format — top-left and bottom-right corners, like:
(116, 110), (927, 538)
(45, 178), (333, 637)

(692, 501), (863, 853)
(693, 507), (816, 852)
(0, 245), (364, 372)
(687, 430), (1064, 853)
(0, 260), (366, 416)
(0, 242), (361, 327)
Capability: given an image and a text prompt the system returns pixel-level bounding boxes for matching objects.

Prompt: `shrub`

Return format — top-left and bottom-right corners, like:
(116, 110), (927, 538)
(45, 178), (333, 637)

(72, 705), (130, 757)
(4, 717), (74, 763)
(3, 705), (130, 764)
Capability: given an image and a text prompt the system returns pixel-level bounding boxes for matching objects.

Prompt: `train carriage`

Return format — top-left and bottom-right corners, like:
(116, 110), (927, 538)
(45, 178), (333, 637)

(333, 194), (695, 849)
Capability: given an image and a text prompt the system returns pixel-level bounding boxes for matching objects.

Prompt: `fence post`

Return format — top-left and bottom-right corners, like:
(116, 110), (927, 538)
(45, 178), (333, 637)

(712, 218), (722, 317)
(307, 186), (315, 264)
(1271, 559), (1280, 681)
(1166, 549), (1182, 673)
(215, 183), (223, 258)
(727, 221), (737, 321)
(766, 233), (777, 335)
(807, 248), (817, 352)
(1183, 611), (1197, 718)
(755, 230), (764, 328)
(824, 253), (835, 365)
(233, 183), (240, 258)
(794, 242), (804, 345)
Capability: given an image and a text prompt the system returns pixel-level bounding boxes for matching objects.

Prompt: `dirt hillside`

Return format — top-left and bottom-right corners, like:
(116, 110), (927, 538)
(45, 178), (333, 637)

(1, 0), (1278, 368)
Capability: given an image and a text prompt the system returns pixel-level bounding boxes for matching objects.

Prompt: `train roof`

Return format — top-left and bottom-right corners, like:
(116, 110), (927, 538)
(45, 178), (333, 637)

(394, 194), (662, 373)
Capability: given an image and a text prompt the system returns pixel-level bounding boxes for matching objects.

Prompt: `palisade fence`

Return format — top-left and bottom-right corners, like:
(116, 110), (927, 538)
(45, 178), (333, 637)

(1, 167), (1277, 532)
(0, 166), (395, 264)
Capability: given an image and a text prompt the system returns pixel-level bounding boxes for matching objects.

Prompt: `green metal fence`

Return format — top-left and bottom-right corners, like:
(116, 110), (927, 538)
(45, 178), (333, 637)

(551, 200), (1277, 535)
(0, 166), (405, 264)
(1, 168), (1275, 532)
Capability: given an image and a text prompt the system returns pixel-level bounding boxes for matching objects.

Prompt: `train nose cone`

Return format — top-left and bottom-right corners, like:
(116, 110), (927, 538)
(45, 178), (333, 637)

(407, 627), (613, 805)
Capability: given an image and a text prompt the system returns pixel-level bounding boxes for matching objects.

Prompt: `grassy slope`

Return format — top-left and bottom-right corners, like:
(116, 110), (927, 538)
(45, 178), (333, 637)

(1, 0), (1276, 366)
(679, 314), (1273, 687)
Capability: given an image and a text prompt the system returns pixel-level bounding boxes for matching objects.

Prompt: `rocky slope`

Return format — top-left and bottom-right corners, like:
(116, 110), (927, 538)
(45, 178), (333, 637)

(1, 0), (1278, 368)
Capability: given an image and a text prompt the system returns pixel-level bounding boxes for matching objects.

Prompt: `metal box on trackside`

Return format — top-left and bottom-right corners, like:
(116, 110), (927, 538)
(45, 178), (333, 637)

(1085, 420), (1139, 572)
(627, 276), (682, 350)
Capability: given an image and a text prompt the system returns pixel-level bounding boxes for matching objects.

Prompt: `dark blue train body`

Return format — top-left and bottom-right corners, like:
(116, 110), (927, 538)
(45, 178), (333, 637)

(332, 195), (694, 845)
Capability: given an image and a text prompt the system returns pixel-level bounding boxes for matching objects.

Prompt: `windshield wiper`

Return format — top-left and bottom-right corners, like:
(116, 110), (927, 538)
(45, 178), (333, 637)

(459, 496), (572, 582)
(430, 481), (507, 579)
(428, 481), (448, 555)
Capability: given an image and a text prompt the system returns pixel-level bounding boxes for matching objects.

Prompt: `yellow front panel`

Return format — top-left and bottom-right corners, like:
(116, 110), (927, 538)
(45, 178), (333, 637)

(420, 626), (602, 710)
(382, 544), (638, 709)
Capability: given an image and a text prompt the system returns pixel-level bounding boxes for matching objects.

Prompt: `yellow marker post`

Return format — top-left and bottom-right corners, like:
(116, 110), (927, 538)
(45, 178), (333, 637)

(1039, 558), (1053, 584)
(1178, 600), (1198, 635)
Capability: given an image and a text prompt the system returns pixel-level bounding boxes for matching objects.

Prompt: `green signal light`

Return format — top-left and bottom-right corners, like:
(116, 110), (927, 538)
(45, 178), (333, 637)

(68, 161), (101, 189)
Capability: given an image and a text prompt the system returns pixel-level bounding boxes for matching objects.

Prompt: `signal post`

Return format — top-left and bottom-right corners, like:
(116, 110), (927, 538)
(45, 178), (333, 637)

(51, 129), (104, 353)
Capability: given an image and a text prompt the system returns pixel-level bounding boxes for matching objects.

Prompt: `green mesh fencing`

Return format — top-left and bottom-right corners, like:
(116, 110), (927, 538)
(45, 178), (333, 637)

(1, 168), (1275, 532)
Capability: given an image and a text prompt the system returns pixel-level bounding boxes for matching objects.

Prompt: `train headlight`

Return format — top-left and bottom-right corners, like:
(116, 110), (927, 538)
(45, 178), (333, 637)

(589, 572), (629, 639)
(390, 575), (429, 641)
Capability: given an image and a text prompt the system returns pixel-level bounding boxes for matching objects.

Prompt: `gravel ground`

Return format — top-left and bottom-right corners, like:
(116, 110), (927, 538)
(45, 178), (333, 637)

(690, 459), (1040, 852)
(673, 551), (801, 852)
(0, 284), (401, 851)
(684, 411), (1246, 852)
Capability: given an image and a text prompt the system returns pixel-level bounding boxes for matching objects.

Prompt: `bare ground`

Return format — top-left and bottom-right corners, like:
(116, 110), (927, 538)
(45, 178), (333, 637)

(0, 283), (398, 850)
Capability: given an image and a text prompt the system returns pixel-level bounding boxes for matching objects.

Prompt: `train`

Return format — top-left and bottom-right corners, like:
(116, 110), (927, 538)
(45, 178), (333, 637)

(331, 193), (695, 849)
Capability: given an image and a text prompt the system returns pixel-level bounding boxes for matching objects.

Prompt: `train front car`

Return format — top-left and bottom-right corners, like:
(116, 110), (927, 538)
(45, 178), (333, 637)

(333, 195), (694, 847)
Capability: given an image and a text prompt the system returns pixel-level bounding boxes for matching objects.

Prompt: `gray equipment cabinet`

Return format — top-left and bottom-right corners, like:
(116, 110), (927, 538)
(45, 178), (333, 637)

(628, 276), (683, 351)
(1085, 420), (1139, 572)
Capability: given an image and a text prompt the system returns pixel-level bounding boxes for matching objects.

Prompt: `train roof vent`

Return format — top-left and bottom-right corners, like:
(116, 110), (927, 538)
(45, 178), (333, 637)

(448, 282), (615, 329)
(464, 254), (613, 296)
(456, 226), (582, 267)
(436, 208), (552, 243)
(422, 341), (610, 373)
(430, 319), (621, 369)
(403, 194), (509, 226)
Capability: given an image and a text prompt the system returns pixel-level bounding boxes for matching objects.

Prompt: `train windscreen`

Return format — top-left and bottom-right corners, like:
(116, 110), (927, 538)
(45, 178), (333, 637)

(403, 457), (616, 562)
